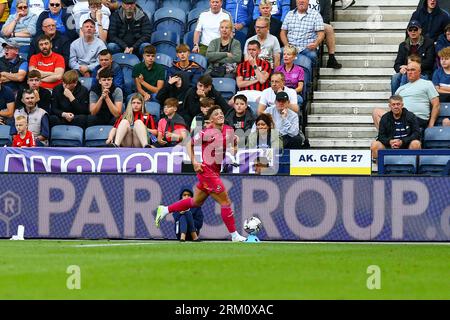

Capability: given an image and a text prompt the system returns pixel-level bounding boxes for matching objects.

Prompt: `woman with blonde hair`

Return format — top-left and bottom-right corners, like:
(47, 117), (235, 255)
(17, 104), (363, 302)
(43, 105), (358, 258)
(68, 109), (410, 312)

(106, 93), (158, 147)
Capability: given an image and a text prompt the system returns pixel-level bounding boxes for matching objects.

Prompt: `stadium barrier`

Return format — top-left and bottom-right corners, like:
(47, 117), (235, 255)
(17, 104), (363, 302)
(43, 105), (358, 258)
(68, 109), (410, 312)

(0, 173), (449, 241)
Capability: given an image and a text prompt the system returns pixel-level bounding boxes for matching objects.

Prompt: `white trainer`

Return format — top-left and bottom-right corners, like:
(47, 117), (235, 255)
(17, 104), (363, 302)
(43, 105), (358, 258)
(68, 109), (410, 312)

(155, 205), (168, 228)
(231, 234), (247, 242)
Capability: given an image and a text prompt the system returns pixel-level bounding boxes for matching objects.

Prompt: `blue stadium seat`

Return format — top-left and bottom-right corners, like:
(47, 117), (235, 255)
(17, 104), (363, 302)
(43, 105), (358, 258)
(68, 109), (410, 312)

(84, 125), (113, 147)
(212, 78), (236, 100)
(0, 125), (12, 146)
(383, 155), (417, 175)
(50, 125), (84, 147)
(233, 30), (247, 53)
(194, 0), (209, 10)
(183, 30), (195, 50)
(247, 101), (258, 114)
(159, 0), (191, 12)
(19, 52), (28, 61)
(112, 53), (140, 98)
(145, 101), (161, 119)
(155, 52), (174, 70)
(418, 155), (450, 175)
(187, 7), (203, 32)
(437, 102), (450, 126)
(424, 127), (450, 149)
(153, 7), (186, 34)
(151, 30), (180, 47)
(79, 77), (92, 90)
(136, 0), (157, 17)
(189, 53), (207, 69)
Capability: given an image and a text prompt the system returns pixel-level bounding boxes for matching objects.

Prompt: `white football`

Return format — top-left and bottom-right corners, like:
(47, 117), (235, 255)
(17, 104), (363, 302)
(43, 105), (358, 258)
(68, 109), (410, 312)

(243, 216), (262, 235)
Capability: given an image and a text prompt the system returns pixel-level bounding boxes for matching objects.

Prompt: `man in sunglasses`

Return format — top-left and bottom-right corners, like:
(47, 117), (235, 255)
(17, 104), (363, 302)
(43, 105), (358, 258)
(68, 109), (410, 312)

(391, 20), (435, 94)
(35, 0), (78, 41)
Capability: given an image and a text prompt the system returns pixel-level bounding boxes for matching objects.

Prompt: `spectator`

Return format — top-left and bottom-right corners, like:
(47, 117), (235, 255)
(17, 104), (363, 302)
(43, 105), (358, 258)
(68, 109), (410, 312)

(182, 74), (231, 127)
(156, 97), (188, 148)
(132, 44), (165, 120)
(106, 93), (158, 147)
(247, 0), (282, 45)
(435, 23), (450, 57)
(50, 70), (90, 128)
(409, 0), (450, 42)
(274, 45), (304, 105)
(236, 39), (271, 101)
(258, 71), (299, 115)
(69, 19), (107, 77)
(224, 0), (254, 32)
(205, 19), (242, 79)
(370, 95), (421, 161)
(12, 115), (36, 147)
(280, 0), (325, 64)
(244, 16), (281, 69)
(172, 188), (203, 242)
(29, 18), (71, 67)
(168, 44), (204, 88)
(0, 77), (15, 125)
(373, 60), (440, 130)
(263, 91), (304, 149)
(79, 0), (109, 43)
(107, 0), (152, 56)
(91, 49), (124, 92)
(391, 20), (435, 94)
(29, 34), (65, 90)
(193, 0), (232, 55)
(0, 40), (27, 93)
(13, 88), (49, 146)
(252, 0), (290, 21)
(1, 0), (38, 46)
(35, 0), (78, 41)
(88, 68), (122, 126)
(225, 94), (255, 147)
(9, 0), (48, 17)
(16, 70), (51, 113)
(190, 97), (214, 133)
(433, 47), (450, 102)
(156, 72), (191, 113)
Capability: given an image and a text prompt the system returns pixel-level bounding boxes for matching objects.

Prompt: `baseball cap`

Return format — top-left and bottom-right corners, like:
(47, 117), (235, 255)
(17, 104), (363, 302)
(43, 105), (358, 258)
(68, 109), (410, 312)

(2, 40), (20, 49)
(122, 0), (136, 3)
(275, 91), (289, 102)
(407, 20), (421, 30)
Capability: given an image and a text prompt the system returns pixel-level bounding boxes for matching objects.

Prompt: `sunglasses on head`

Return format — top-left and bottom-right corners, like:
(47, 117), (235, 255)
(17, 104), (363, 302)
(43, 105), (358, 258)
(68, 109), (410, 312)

(49, 3), (61, 6)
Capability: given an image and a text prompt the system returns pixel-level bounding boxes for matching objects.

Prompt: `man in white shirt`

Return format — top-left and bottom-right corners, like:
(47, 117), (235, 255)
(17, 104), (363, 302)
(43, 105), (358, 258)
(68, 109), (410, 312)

(258, 71), (299, 115)
(193, 0), (232, 55)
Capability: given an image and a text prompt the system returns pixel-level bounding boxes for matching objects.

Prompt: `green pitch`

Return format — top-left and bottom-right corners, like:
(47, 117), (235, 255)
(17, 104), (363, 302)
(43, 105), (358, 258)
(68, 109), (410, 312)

(0, 240), (449, 299)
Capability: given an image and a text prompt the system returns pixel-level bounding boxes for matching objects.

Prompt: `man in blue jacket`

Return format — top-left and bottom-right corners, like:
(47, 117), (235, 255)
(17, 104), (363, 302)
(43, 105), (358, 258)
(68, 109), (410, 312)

(224, 0), (254, 32)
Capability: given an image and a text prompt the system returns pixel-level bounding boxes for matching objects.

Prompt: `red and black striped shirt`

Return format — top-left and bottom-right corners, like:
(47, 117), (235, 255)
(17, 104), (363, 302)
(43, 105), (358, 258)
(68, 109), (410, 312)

(114, 111), (157, 129)
(236, 59), (272, 91)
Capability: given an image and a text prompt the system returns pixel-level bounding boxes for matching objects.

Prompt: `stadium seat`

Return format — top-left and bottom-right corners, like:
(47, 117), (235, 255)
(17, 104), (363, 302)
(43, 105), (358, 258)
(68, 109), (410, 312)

(418, 155), (450, 175)
(0, 125), (12, 146)
(145, 101), (161, 120)
(424, 127), (450, 149)
(383, 155), (417, 175)
(151, 30), (180, 48)
(19, 52), (28, 61)
(50, 125), (84, 147)
(159, 0), (191, 12)
(79, 77), (92, 90)
(247, 101), (258, 114)
(136, 0), (157, 17)
(155, 52), (174, 70)
(437, 102), (450, 126)
(233, 30), (247, 53)
(183, 30), (195, 50)
(153, 7), (186, 34)
(112, 53), (140, 98)
(187, 7), (203, 32)
(194, 0), (209, 10)
(84, 125), (113, 147)
(189, 53), (207, 69)
(154, 44), (177, 58)
(212, 78), (236, 100)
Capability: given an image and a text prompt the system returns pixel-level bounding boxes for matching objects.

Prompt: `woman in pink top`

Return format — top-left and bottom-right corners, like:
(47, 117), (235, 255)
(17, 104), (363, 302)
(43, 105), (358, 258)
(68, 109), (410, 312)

(275, 45), (304, 106)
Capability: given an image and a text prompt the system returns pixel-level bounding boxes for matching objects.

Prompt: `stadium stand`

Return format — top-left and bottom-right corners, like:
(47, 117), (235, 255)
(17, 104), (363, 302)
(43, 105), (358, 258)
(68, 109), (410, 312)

(0, 125), (12, 146)
(50, 125), (84, 147)
(188, 53), (208, 70)
(79, 77), (93, 91)
(155, 53), (174, 70)
(112, 53), (141, 99)
(418, 155), (450, 175)
(212, 77), (236, 101)
(84, 125), (113, 147)
(153, 7), (186, 34)
(424, 127), (450, 149)
(383, 155), (417, 175)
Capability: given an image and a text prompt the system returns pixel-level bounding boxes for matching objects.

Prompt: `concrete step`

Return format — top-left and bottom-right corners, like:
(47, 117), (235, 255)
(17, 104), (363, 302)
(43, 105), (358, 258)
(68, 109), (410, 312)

(332, 21), (408, 31)
(325, 44), (398, 53)
(336, 0), (418, 7)
(335, 33), (405, 45)
(335, 9), (414, 22)
(321, 55), (395, 68)
(311, 102), (387, 114)
(306, 126), (378, 138)
(308, 115), (374, 125)
(318, 79), (390, 91)
(320, 68), (394, 77)
(314, 91), (391, 100)
(308, 138), (373, 148)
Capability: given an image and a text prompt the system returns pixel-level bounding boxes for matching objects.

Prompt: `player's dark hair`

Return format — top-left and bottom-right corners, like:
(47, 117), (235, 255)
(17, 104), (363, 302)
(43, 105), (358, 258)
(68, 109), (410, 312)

(205, 105), (222, 120)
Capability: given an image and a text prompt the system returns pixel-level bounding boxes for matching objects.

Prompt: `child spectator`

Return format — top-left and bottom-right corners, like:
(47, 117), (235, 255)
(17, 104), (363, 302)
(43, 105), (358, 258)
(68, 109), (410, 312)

(106, 93), (157, 147)
(157, 97), (188, 147)
(225, 94), (255, 147)
(190, 97), (214, 133)
(432, 47), (450, 103)
(168, 44), (204, 88)
(173, 188), (203, 242)
(12, 115), (35, 147)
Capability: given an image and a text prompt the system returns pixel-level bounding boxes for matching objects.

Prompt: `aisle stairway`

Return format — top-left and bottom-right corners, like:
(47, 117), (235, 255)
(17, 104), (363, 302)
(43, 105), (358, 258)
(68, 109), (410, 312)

(307, 0), (419, 149)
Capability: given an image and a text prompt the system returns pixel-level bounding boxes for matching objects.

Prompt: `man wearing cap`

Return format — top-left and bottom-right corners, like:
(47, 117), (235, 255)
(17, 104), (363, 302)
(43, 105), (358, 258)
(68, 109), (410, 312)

(107, 0), (152, 56)
(263, 91), (305, 149)
(410, 0), (450, 42)
(69, 19), (107, 77)
(391, 20), (435, 94)
(0, 39), (27, 93)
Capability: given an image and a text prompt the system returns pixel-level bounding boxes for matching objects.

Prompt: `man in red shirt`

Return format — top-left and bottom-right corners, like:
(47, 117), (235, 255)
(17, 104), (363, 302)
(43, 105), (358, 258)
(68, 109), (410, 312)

(29, 35), (65, 90)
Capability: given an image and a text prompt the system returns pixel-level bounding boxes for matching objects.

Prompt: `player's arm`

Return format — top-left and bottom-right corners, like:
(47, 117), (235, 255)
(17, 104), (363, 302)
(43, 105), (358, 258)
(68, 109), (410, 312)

(187, 137), (202, 173)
